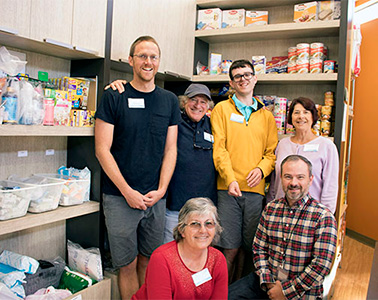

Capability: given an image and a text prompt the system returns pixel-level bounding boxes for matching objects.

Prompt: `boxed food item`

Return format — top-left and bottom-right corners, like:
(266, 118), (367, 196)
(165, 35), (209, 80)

(35, 174), (90, 206)
(294, 1), (319, 23)
(245, 11), (268, 26)
(252, 56), (266, 74)
(210, 53), (222, 75)
(70, 110), (95, 127)
(197, 8), (222, 30)
(54, 90), (71, 126)
(8, 175), (65, 213)
(318, 1), (334, 21)
(62, 77), (91, 109)
(222, 9), (245, 28)
(0, 181), (35, 220)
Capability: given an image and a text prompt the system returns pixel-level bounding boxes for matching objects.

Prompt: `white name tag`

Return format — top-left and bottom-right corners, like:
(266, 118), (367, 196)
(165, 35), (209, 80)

(192, 268), (212, 287)
(303, 144), (319, 152)
(128, 98), (145, 108)
(204, 132), (214, 143)
(230, 113), (244, 124)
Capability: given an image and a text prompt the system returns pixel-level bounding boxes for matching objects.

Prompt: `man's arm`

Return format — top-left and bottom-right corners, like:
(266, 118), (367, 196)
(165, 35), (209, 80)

(210, 106), (241, 196)
(280, 213), (337, 299)
(144, 124), (178, 206)
(95, 118), (147, 210)
(253, 207), (276, 289)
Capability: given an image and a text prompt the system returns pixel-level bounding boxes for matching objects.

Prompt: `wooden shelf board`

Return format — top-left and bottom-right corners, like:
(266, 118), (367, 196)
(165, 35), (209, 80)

(196, 0), (301, 9)
(192, 73), (338, 84)
(195, 20), (340, 43)
(0, 201), (100, 236)
(0, 31), (101, 60)
(0, 125), (94, 136)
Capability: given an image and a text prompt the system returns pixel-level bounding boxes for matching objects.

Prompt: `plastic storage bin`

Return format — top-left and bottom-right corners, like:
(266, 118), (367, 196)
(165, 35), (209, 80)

(8, 175), (65, 213)
(0, 180), (35, 220)
(35, 174), (90, 206)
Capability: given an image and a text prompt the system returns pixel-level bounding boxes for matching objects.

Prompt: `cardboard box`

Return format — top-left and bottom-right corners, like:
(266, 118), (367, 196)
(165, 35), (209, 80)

(210, 53), (222, 75)
(252, 56), (266, 74)
(294, 1), (319, 23)
(66, 277), (111, 300)
(197, 8), (222, 30)
(222, 9), (245, 28)
(318, 1), (335, 21)
(245, 11), (268, 26)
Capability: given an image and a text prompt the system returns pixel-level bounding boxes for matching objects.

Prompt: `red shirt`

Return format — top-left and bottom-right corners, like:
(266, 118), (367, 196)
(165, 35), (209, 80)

(132, 241), (228, 299)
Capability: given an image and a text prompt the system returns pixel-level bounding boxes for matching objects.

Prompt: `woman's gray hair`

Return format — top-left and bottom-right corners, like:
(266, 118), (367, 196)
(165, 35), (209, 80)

(173, 197), (222, 244)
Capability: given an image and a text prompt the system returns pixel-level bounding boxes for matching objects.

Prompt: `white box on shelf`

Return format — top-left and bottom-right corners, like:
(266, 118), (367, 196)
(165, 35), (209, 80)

(252, 56), (266, 75)
(294, 1), (319, 23)
(197, 8), (222, 30)
(210, 53), (222, 75)
(222, 9), (245, 28)
(245, 11), (268, 26)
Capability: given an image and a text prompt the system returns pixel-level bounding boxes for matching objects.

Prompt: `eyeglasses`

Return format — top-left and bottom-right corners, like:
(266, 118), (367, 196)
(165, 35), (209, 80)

(189, 97), (208, 106)
(185, 221), (216, 230)
(133, 54), (160, 62)
(232, 72), (254, 82)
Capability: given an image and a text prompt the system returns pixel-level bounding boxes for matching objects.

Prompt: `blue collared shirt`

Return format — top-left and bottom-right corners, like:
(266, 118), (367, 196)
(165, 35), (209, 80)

(232, 94), (257, 122)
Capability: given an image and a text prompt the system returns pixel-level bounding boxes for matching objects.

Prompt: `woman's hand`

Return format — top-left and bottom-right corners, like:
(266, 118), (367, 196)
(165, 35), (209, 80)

(104, 79), (127, 93)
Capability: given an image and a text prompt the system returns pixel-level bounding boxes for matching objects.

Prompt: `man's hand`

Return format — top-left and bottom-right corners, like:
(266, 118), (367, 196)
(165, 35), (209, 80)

(228, 181), (242, 197)
(267, 281), (285, 300)
(144, 189), (165, 207)
(123, 188), (147, 210)
(246, 167), (263, 188)
(104, 79), (127, 93)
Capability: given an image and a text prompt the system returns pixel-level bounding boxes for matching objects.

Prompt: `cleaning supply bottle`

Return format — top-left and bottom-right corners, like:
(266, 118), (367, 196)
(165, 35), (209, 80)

(1, 85), (18, 123)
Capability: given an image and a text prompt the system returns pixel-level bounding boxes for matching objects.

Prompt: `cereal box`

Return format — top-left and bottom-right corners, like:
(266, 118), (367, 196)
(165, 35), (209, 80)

(222, 9), (245, 28)
(294, 2), (319, 23)
(197, 8), (222, 30)
(245, 11), (268, 26)
(252, 56), (266, 75)
(210, 53), (222, 75)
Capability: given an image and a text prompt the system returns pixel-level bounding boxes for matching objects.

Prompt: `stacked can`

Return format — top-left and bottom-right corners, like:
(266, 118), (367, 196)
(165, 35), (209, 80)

(288, 47), (297, 73)
(314, 104), (323, 136)
(273, 97), (287, 134)
(296, 43), (310, 73)
(285, 99), (295, 134)
(324, 60), (336, 73)
(310, 42), (325, 73)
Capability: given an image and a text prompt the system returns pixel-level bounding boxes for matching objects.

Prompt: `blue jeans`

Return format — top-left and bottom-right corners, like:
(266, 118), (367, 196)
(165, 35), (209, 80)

(163, 208), (179, 244)
(228, 272), (269, 300)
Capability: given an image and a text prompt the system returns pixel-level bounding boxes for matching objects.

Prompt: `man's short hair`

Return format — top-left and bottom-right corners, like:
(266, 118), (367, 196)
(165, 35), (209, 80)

(229, 59), (255, 81)
(129, 36), (161, 57)
(281, 154), (313, 177)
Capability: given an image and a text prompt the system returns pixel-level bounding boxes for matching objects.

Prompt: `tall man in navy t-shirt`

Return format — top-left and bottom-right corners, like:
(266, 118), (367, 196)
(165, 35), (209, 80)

(95, 36), (181, 299)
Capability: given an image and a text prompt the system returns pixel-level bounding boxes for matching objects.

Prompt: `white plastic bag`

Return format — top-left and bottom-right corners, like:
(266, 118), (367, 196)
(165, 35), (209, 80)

(25, 286), (72, 300)
(67, 240), (103, 282)
(0, 47), (27, 76)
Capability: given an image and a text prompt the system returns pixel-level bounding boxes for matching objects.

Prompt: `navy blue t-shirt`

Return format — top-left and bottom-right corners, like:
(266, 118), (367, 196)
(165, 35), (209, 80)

(95, 83), (181, 196)
(167, 111), (217, 211)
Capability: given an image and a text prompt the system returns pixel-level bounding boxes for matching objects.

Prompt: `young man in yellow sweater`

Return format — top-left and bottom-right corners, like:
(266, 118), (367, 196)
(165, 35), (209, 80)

(210, 59), (278, 281)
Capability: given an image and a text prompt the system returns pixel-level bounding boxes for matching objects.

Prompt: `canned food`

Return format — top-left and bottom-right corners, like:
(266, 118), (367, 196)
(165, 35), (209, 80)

(321, 120), (331, 136)
(321, 105), (332, 121)
(296, 43), (310, 60)
(310, 42), (325, 60)
(310, 58), (323, 73)
(296, 61), (309, 73)
(324, 60), (336, 73)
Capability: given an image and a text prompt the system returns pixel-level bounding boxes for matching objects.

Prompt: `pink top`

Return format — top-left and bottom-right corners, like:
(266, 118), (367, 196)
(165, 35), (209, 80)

(267, 136), (339, 213)
(132, 241), (228, 299)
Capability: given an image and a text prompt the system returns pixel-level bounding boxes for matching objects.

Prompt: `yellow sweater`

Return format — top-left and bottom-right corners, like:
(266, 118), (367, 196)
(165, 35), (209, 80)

(210, 97), (278, 195)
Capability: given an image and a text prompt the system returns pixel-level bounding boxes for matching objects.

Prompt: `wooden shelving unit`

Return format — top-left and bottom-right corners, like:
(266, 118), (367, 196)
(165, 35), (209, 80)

(195, 20), (340, 43)
(196, 0), (301, 9)
(0, 125), (94, 137)
(0, 201), (99, 236)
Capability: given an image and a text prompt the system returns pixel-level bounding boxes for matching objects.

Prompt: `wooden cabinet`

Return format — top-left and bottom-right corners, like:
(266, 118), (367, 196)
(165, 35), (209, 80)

(72, 0), (107, 57)
(30, 0), (73, 47)
(0, 0), (31, 37)
(111, 0), (195, 78)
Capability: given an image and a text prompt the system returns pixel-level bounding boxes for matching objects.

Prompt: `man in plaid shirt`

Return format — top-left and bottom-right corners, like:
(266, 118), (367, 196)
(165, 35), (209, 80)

(229, 154), (337, 299)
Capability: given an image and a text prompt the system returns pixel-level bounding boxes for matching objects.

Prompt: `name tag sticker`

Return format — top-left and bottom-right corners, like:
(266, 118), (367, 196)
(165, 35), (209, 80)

(128, 98), (145, 108)
(192, 268), (212, 287)
(230, 113), (244, 124)
(303, 144), (319, 152)
(204, 132), (214, 143)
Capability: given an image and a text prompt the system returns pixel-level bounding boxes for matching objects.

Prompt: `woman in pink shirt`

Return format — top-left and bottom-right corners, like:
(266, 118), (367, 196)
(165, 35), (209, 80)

(132, 197), (228, 299)
(267, 97), (339, 213)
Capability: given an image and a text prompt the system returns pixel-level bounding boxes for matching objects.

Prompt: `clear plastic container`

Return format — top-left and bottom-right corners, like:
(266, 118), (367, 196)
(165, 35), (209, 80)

(8, 175), (65, 213)
(0, 180), (35, 220)
(35, 174), (90, 206)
